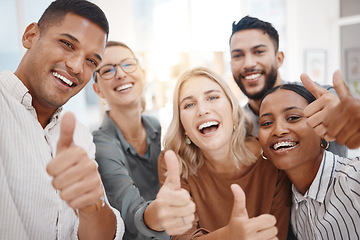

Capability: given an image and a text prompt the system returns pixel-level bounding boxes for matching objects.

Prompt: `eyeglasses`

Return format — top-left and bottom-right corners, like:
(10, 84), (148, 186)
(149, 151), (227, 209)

(96, 58), (138, 80)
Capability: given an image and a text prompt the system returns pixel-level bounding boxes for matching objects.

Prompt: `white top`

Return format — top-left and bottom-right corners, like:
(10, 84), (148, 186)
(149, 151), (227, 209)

(0, 70), (124, 240)
(291, 150), (360, 240)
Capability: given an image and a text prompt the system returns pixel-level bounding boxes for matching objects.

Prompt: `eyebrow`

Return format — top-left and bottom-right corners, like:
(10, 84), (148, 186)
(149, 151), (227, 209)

(179, 89), (221, 106)
(231, 44), (268, 54)
(259, 106), (303, 118)
(60, 33), (102, 62)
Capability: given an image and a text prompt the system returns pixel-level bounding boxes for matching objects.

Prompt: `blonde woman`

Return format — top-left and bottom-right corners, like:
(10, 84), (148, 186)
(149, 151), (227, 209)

(159, 67), (291, 239)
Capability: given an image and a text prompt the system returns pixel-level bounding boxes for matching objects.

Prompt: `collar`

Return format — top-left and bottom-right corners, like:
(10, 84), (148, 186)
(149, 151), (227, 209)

(100, 112), (159, 142)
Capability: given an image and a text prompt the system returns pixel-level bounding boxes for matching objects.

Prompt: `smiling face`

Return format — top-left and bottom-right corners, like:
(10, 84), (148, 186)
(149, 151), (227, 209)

(93, 45), (145, 108)
(258, 89), (323, 173)
(179, 76), (234, 154)
(230, 29), (283, 100)
(16, 13), (107, 113)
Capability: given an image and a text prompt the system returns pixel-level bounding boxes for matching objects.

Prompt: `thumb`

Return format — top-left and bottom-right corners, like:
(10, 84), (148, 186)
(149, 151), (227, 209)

(163, 150), (181, 190)
(230, 184), (248, 219)
(56, 112), (75, 154)
(300, 73), (328, 99)
(333, 70), (349, 101)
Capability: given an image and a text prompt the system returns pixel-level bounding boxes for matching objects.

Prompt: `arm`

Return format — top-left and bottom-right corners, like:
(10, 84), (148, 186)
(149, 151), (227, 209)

(47, 112), (117, 240)
(144, 150), (196, 236)
(93, 133), (148, 236)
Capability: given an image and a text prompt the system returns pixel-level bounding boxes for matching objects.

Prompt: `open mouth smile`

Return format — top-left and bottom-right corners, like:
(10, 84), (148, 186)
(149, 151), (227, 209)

(52, 72), (76, 87)
(115, 83), (133, 92)
(244, 73), (262, 80)
(198, 121), (219, 134)
(271, 141), (298, 151)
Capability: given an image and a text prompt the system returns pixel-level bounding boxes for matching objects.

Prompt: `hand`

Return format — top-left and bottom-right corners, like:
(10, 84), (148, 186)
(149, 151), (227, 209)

(300, 73), (340, 141)
(322, 71), (360, 149)
(154, 150), (196, 235)
(47, 112), (104, 211)
(226, 184), (278, 240)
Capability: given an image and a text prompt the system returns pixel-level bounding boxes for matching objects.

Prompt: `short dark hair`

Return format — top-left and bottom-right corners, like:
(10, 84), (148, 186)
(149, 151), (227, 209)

(230, 15), (279, 52)
(38, 0), (109, 38)
(260, 84), (316, 107)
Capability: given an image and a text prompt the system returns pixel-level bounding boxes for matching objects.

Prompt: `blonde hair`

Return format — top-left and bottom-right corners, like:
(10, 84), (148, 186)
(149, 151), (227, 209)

(163, 67), (256, 178)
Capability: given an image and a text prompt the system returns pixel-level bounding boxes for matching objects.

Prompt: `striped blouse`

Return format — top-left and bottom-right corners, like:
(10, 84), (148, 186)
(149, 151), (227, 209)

(0, 70), (124, 239)
(291, 150), (360, 240)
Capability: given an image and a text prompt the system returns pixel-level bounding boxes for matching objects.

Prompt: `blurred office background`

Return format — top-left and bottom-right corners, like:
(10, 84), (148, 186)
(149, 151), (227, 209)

(1, 0), (360, 155)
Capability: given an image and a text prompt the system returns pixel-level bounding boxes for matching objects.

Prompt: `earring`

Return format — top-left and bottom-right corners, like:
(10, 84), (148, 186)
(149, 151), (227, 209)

(320, 139), (329, 150)
(261, 149), (268, 160)
(185, 135), (191, 145)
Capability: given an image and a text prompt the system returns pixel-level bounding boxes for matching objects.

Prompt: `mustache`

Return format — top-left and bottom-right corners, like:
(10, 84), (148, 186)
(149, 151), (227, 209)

(241, 68), (265, 76)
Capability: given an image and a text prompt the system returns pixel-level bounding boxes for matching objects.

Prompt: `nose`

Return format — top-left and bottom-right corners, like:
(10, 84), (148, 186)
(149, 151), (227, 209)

(243, 54), (256, 70)
(66, 53), (84, 75)
(196, 101), (209, 117)
(114, 65), (127, 79)
(272, 120), (289, 137)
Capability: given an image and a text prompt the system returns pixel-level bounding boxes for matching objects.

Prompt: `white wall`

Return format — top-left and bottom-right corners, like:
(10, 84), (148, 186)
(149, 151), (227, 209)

(285, 0), (339, 85)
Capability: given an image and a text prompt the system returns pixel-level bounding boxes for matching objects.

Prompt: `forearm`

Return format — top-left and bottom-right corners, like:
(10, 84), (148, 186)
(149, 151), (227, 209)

(78, 203), (117, 240)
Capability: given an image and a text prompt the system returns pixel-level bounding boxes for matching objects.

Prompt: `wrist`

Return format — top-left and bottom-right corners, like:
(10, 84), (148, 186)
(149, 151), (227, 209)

(78, 196), (106, 215)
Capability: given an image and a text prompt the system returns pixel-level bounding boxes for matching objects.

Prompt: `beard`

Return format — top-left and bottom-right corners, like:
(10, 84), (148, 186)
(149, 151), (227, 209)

(234, 65), (278, 100)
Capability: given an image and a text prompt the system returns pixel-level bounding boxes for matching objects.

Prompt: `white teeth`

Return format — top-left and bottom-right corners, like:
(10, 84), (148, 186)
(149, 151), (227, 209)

(245, 73), (261, 80)
(53, 72), (74, 87)
(273, 141), (296, 150)
(116, 83), (133, 91)
(198, 121), (218, 130)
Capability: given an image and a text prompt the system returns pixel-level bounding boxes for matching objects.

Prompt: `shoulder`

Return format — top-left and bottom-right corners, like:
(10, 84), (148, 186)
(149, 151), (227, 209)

(334, 153), (360, 177)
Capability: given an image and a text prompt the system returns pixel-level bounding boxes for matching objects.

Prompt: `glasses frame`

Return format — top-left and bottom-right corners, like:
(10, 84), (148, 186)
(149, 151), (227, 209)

(95, 58), (138, 80)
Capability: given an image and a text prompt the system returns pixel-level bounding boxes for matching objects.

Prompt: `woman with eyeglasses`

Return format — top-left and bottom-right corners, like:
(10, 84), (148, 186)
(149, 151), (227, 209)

(92, 41), (195, 240)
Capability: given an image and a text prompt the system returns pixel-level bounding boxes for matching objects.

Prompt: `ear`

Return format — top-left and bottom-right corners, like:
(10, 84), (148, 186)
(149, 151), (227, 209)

(22, 23), (40, 49)
(275, 51), (285, 68)
(92, 82), (105, 99)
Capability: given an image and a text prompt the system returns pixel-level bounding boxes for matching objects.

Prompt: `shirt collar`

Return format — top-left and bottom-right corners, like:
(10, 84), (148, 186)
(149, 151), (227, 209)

(293, 150), (335, 204)
(100, 112), (159, 151)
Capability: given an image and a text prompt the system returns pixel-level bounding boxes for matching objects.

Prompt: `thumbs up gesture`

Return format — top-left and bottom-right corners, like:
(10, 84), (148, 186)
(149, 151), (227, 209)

(226, 184), (278, 239)
(322, 71), (360, 149)
(300, 73), (340, 141)
(47, 112), (104, 211)
(146, 150), (196, 235)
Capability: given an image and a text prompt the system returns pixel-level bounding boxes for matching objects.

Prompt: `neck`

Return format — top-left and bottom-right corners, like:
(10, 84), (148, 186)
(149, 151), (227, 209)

(203, 145), (235, 173)
(109, 107), (143, 139)
(286, 150), (324, 195)
(248, 99), (261, 116)
(15, 67), (56, 128)
(109, 107), (147, 155)
(249, 72), (283, 117)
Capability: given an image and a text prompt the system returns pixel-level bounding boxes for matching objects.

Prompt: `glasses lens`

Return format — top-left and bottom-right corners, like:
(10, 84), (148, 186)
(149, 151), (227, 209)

(121, 59), (137, 73)
(99, 65), (116, 79)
